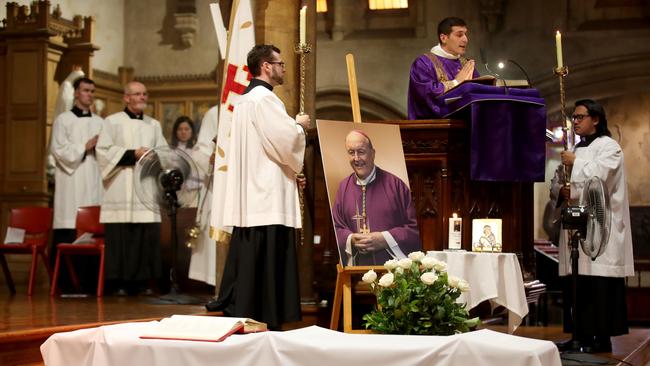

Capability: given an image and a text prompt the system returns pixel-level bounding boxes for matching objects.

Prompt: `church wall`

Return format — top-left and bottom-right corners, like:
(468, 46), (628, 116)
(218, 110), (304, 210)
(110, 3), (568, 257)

(0, 0), (125, 74)
(123, 0), (220, 77)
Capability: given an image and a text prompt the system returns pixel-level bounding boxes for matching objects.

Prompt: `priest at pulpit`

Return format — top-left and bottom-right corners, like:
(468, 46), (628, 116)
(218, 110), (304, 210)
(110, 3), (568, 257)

(332, 130), (421, 266)
(407, 17), (479, 119)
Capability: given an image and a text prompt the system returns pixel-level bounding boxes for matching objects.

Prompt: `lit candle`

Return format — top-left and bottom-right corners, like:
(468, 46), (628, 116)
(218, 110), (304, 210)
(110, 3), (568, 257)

(448, 213), (462, 250)
(299, 6), (307, 45)
(555, 30), (563, 68)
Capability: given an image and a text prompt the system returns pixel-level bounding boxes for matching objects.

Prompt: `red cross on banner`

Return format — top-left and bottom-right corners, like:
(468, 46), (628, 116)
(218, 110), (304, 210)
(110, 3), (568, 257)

(221, 64), (252, 112)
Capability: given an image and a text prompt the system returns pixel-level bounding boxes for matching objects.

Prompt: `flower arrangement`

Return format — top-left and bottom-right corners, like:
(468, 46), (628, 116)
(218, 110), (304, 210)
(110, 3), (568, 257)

(362, 251), (479, 335)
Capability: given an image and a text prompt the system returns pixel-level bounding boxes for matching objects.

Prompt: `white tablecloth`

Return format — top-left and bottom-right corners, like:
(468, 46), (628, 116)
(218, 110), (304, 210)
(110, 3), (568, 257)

(41, 323), (560, 366)
(427, 251), (528, 333)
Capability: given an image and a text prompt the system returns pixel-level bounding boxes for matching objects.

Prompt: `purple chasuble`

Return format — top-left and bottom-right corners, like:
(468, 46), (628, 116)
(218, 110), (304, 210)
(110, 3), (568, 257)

(332, 167), (421, 266)
(407, 53), (480, 119)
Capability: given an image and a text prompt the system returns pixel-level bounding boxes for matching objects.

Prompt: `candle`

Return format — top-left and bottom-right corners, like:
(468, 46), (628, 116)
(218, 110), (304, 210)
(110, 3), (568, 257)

(448, 213), (462, 250)
(299, 6), (307, 45)
(555, 30), (563, 68)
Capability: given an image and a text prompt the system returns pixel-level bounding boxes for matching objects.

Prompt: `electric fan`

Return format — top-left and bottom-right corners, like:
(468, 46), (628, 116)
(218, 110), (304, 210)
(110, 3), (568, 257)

(560, 176), (611, 352)
(134, 146), (202, 304)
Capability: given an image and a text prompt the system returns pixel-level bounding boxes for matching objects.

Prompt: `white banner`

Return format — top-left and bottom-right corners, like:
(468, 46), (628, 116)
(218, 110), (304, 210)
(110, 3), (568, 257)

(209, 0), (255, 241)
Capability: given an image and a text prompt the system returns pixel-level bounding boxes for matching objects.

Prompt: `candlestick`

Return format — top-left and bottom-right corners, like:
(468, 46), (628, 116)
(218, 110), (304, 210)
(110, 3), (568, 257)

(294, 41), (311, 246)
(554, 65), (570, 189)
(555, 31), (563, 68)
(299, 6), (307, 46)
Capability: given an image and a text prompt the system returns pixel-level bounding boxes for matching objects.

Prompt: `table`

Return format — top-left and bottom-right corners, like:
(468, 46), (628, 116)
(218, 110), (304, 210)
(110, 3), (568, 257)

(427, 251), (528, 333)
(41, 322), (561, 366)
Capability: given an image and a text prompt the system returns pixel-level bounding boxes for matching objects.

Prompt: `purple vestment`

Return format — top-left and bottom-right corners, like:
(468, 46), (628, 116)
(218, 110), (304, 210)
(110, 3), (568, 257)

(332, 167), (421, 266)
(407, 53), (480, 119)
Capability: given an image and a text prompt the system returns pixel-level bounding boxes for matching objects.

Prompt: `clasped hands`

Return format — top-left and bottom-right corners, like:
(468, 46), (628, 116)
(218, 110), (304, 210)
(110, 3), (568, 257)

(454, 60), (475, 83)
(352, 232), (387, 254)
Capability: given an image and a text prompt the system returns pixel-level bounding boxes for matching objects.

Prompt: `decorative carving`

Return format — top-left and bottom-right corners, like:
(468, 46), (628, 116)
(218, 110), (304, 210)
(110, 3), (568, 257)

(402, 139), (448, 154)
(174, 13), (199, 48)
(479, 0), (506, 33)
(411, 170), (438, 218)
(174, 0), (198, 48)
(135, 71), (216, 83)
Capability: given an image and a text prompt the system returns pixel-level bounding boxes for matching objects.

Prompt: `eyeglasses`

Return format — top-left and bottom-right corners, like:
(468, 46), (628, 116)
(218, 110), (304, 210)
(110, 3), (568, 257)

(571, 114), (589, 121)
(267, 61), (285, 67)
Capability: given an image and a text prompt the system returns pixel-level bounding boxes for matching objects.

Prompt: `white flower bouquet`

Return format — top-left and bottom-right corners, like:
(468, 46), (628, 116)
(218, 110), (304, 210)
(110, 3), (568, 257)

(362, 252), (479, 335)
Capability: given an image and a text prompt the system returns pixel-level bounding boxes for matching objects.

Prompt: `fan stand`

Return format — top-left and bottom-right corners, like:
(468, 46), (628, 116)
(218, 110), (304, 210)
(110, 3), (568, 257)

(567, 229), (582, 352)
(560, 229), (613, 365)
(151, 189), (203, 305)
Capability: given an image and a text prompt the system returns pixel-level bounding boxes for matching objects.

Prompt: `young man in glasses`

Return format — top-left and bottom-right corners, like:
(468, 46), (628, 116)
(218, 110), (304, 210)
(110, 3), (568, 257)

(208, 44), (310, 330)
(552, 99), (634, 353)
(407, 17), (479, 119)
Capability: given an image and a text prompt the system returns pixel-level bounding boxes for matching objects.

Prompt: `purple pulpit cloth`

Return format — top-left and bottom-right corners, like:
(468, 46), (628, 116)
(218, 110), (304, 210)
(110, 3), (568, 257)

(440, 84), (547, 182)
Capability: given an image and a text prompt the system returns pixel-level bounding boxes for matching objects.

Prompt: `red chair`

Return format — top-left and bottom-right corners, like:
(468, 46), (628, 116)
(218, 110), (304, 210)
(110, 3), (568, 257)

(0, 207), (53, 296)
(50, 206), (105, 297)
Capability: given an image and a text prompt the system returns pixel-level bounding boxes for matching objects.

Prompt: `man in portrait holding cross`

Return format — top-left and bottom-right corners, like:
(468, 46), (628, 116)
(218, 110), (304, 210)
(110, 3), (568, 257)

(332, 130), (421, 266)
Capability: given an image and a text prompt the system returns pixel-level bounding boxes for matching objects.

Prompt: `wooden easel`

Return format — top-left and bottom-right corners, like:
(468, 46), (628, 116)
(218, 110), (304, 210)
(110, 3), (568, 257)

(329, 264), (384, 333)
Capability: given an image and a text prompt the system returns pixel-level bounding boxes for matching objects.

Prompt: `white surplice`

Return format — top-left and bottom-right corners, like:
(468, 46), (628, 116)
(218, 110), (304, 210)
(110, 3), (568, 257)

(188, 106), (218, 285)
(556, 136), (635, 277)
(49, 110), (104, 229)
(96, 112), (168, 223)
(222, 85), (305, 228)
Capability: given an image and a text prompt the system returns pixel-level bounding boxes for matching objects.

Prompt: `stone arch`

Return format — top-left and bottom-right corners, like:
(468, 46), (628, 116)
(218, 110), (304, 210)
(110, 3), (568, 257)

(315, 88), (406, 121)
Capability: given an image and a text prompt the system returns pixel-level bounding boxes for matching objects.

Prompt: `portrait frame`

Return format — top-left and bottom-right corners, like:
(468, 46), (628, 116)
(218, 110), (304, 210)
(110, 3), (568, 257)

(316, 119), (416, 266)
(471, 218), (503, 252)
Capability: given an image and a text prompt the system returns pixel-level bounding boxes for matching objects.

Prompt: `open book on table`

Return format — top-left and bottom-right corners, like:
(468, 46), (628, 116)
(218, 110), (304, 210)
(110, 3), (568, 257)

(140, 315), (267, 342)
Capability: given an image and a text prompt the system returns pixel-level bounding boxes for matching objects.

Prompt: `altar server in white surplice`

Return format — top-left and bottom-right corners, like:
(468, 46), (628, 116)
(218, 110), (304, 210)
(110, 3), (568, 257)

(188, 105), (218, 287)
(96, 81), (168, 296)
(210, 45), (310, 330)
(49, 76), (103, 292)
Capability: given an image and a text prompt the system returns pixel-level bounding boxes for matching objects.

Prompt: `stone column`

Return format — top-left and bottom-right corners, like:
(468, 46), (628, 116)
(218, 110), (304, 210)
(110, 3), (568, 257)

(254, 0), (317, 304)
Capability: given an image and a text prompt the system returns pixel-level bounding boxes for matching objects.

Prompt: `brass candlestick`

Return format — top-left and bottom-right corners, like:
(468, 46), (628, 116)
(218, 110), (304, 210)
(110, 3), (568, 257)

(554, 65), (572, 188)
(295, 42), (311, 246)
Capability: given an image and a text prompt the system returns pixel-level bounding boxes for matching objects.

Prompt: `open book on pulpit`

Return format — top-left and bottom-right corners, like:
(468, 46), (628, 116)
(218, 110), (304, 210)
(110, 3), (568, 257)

(446, 75), (496, 94)
(140, 315), (267, 342)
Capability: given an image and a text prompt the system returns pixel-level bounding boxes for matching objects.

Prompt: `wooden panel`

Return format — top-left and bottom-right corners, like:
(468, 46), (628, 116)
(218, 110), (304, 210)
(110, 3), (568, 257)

(10, 51), (39, 104)
(8, 119), (41, 174)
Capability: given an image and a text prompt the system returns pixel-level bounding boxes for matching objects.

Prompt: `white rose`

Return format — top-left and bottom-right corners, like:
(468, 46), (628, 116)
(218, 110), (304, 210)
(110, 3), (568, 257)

(395, 266), (404, 275)
(421, 257), (437, 269)
(398, 258), (413, 269)
(408, 251), (425, 262)
(433, 260), (448, 272)
(384, 259), (398, 270)
(420, 272), (438, 285)
(378, 273), (394, 287)
(448, 275), (460, 288)
(362, 269), (377, 284)
(458, 279), (470, 292)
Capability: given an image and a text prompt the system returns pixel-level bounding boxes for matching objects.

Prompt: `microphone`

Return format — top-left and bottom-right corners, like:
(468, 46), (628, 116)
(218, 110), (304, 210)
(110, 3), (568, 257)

(505, 59), (532, 88)
(480, 48), (500, 78)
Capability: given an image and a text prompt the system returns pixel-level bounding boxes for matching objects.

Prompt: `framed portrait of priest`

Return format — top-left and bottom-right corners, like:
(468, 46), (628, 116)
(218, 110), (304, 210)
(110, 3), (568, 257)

(317, 120), (422, 267)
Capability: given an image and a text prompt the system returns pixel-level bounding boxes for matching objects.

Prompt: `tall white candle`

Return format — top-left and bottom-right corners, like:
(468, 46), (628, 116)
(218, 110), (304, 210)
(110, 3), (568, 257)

(299, 6), (307, 45)
(555, 30), (563, 68)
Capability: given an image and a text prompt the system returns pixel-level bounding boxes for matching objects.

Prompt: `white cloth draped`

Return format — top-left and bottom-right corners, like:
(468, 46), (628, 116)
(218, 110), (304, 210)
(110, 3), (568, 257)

(40, 323), (561, 366)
